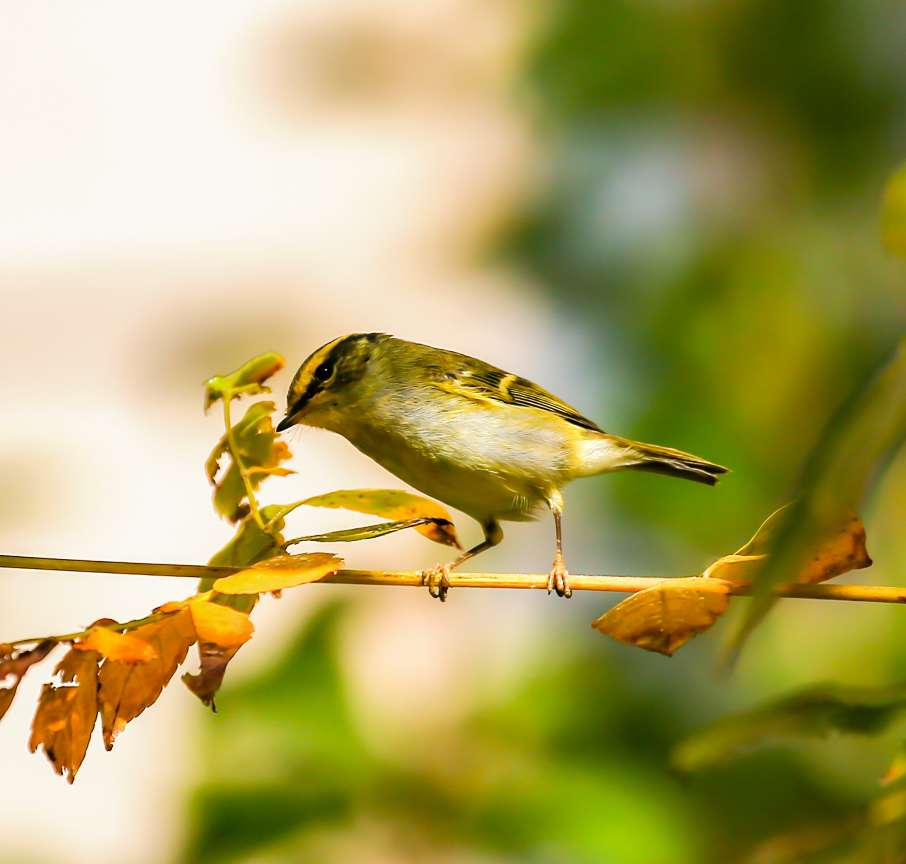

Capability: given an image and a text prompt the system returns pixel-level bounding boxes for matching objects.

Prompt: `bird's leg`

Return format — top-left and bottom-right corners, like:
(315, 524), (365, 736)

(547, 491), (571, 598)
(420, 520), (503, 602)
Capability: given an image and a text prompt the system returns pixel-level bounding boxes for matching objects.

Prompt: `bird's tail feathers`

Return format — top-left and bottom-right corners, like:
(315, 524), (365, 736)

(579, 433), (728, 486)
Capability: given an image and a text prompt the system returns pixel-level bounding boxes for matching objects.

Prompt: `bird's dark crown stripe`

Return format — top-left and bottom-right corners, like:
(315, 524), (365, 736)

(288, 333), (383, 415)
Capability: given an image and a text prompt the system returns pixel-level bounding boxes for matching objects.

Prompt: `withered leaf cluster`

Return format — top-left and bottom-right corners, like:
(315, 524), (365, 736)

(2, 353), (460, 780)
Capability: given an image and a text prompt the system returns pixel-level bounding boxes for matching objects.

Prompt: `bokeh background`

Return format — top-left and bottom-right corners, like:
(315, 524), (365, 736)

(1, 2), (905, 862)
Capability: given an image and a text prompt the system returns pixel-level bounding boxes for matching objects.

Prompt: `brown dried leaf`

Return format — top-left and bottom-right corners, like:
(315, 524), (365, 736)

(593, 578), (731, 656)
(796, 512), (872, 584)
(704, 506), (872, 585)
(97, 609), (196, 750)
(0, 641), (56, 721)
(29, 648), (100, 783)
(182, 644), (243, 711)
(301, 489), (461, 548)
(73, 627), (157, 664)
(213, 552), (342, 595)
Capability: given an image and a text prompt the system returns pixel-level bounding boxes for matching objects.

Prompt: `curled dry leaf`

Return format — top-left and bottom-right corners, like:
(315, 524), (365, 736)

(29, 648), (100, 783)
(97, 609), (196, 750)
(0, 640), (56, 721)
(704, 505), (872, 586)
(213, 552), (343, 595)
(300, 489), (461, 549)
(73, 627), (157, 664)
(182, 644), (243, 711)
(203, 352), (285, 411)
(593, 578), (731, 656)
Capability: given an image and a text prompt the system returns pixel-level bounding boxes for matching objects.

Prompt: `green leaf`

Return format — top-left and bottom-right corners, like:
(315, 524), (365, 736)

(207, 510), (286, 570)
(203, 352), (284, 410)
(283, 517), (451, 547)
(729, 338), (906, 656)
(299, 489), (461, 548)
(674, 683), (906, 772)
(882, 162), (906, 258)
(207, 401), (293, 523)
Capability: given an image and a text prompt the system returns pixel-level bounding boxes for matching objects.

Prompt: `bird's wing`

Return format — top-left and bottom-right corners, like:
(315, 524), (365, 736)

(429, 360), (603, 432)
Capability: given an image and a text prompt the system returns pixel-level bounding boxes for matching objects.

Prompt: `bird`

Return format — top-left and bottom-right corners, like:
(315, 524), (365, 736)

(277, 333), (727, 601)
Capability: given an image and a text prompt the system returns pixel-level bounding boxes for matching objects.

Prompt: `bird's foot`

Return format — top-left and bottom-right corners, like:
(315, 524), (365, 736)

(419, 562), (452, 602)
(547, 554), (572, 598)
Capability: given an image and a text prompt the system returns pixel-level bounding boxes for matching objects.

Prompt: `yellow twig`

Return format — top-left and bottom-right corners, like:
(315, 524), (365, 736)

(2, 554), (905, 602)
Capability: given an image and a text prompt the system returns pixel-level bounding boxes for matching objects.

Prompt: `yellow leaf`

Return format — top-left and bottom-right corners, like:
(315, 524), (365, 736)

(187, 599), (255, 648)
(182, 599), (254, 709)
(593, 578), (731, 656)
(301, 489), (460, 548)
(704, 505), (872, 585)
(73, 627), (157, 664)
(29, 648), (100, 783)
(212, 552), (343, 595)
(97, 609), (196, 750)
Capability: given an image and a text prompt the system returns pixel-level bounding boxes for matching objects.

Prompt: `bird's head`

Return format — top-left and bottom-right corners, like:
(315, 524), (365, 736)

(277, 332), (385, 432)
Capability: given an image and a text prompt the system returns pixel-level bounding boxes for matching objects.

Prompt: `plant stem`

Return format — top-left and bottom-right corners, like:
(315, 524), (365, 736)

(6, 609), (170, 649)
(222, 394), (267, 531)
(2, 554), (905, 603)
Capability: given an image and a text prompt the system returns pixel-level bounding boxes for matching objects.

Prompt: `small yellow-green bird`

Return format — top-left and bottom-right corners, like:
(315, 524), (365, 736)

(277, 333), (727, 600)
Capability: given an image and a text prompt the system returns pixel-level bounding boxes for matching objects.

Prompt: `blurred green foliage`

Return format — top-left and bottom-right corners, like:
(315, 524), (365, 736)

(184, 603), (852, 863)
(508, 0), (906, 552)
(185, 2), (906, 862)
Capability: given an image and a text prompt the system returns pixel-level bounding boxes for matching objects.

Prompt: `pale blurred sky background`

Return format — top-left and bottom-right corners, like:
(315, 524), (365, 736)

(2, 2), (906, 863)
(0, 3), (568, 861)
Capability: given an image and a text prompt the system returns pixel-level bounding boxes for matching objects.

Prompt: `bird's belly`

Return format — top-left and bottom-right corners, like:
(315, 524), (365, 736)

(342, 406), (573, 522)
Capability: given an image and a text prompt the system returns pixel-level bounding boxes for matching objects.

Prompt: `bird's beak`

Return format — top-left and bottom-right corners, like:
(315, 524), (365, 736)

(276, 413), (297, 433)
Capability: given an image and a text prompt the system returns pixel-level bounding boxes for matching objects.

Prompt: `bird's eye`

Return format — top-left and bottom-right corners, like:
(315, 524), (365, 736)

(314, 362), (333, 382)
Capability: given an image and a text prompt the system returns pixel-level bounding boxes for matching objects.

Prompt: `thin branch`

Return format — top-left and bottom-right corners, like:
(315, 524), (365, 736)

(2, 554), (905, 603)
(222, 394), (267, 532)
